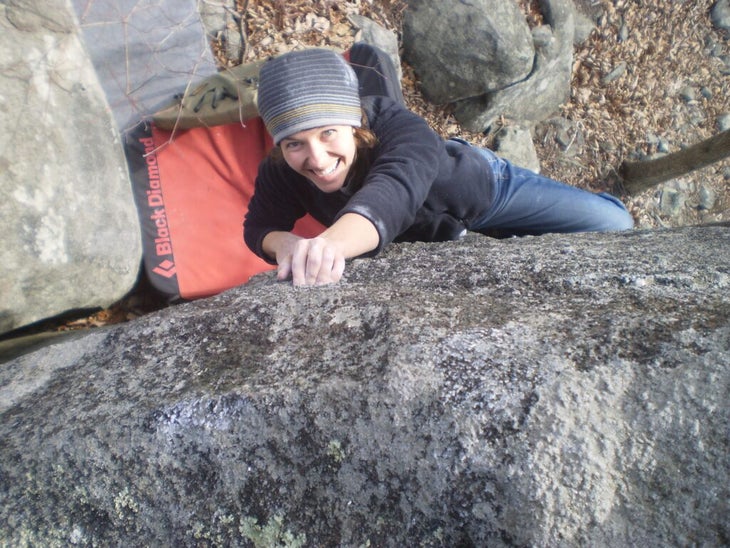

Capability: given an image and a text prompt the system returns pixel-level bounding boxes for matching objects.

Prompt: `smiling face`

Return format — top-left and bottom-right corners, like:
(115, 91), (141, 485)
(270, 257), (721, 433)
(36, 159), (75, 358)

(279, 125), (357, 193)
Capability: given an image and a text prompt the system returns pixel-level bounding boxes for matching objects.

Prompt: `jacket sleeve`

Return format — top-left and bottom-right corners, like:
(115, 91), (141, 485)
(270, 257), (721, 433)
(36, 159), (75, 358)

(336, 98), (443, 254)
(243, 158), (307, 263)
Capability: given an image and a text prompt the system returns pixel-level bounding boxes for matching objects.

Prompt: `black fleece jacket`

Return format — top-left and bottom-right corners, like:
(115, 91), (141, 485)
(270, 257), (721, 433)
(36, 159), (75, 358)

(244, 96), (496, 262)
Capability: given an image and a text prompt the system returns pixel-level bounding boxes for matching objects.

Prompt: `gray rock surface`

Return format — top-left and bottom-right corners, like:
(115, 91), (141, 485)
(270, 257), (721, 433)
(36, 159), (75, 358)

(0, 0), (142, 334)
(349, 15), (402, 81)
(711, 0), (730, 33)
(493, 126), (541, 173)
(402, 0), (534, 104)
(1, 227), (728, 546)
(71, 0), (217, 133)
(569, 0), (600, 44)
(452, 0), (575, 132)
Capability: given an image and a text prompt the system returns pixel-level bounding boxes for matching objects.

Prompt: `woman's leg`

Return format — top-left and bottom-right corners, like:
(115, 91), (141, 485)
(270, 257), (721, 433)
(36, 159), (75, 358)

(471, 149), (634, 236)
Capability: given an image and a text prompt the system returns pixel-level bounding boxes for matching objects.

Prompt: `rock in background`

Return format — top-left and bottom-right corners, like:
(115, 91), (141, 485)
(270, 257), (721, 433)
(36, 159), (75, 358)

(1, 227), (727, 546)
(0, 0), (142, 334)
(402, 0), (534, 105)
(402, 0), (577, 133)
(452, 0), (575, 133)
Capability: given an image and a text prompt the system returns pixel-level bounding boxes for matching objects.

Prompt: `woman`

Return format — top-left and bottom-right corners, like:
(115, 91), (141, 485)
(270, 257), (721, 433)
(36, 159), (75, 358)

(244, 48), (634, 286)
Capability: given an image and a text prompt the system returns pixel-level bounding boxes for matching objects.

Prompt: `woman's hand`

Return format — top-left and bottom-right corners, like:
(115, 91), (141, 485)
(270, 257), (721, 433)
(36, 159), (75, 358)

(262, 213), (379, 287)
(265, 234), (345, 285)
(289, 237), (346, 286)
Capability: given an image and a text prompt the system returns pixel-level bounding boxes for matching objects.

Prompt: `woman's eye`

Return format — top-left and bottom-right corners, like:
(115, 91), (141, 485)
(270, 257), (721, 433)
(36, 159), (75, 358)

(322, 128), (336, 138)
(284, 141), (301, 150)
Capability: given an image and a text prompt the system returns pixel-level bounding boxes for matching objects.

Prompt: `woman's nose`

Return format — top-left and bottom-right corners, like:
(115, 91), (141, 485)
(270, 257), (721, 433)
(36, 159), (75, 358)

(307, 141), (329, 167)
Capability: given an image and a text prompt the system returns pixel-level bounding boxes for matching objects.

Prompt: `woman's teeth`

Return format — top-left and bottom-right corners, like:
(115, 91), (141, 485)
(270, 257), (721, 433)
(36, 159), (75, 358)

(314, 159), (339, 176)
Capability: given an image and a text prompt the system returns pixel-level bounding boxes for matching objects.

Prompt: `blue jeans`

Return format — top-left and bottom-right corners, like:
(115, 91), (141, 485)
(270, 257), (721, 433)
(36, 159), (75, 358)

(469, 148), (634, 236)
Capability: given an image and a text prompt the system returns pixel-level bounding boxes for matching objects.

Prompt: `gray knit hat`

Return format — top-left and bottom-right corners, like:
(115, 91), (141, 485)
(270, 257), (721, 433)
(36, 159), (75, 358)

(257, 48), (362, 145)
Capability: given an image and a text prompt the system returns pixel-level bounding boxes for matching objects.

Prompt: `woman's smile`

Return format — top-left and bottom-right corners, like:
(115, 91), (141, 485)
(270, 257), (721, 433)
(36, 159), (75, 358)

(281, 126), (356, 193)
(309, 158), (341, 178)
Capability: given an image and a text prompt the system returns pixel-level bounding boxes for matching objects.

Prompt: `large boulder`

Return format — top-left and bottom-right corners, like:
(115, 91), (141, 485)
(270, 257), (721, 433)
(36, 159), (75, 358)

(402, 0), (534, 104)
(0, 0), (142, 334)
(711, 0), (730, 33)
(348, 15), (402, 81)
(452, 0), (576, 132)
(72, 0), (217, 132)
(1, 227), (728, 546)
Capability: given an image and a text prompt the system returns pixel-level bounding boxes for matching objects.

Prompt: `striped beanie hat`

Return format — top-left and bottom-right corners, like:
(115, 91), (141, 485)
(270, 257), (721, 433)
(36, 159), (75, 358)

(257, 48), (362, 145)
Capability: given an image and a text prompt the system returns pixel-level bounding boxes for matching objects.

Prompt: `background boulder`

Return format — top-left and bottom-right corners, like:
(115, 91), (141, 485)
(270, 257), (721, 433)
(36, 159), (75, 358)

(1, 227), (727, 546)
(401, 0), (580, 132)
(452, 0), (575, 132)
(711, 0), (730, 33)
(402, 0), (534, 105)
(0, 0), (142, 335)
